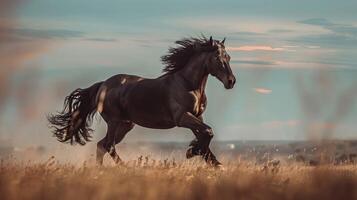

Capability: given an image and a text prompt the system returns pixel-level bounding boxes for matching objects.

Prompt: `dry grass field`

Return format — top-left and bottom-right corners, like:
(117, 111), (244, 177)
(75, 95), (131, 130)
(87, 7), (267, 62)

(0, 156), (356, 200)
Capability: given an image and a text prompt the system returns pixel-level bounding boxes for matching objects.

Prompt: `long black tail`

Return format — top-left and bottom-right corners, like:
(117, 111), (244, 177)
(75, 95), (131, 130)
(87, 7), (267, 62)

(48, 82), (103, 145)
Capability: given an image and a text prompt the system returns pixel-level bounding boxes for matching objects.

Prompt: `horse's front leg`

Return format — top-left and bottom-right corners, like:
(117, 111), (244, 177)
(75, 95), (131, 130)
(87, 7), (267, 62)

(176, 112), (221, 166)
(187, 131), (221, 166)
(186, 116), (220, 165)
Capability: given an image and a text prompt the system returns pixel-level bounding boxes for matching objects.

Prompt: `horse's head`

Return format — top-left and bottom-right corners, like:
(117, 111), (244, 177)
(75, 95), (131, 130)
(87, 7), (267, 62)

(203, 36), (236, 89)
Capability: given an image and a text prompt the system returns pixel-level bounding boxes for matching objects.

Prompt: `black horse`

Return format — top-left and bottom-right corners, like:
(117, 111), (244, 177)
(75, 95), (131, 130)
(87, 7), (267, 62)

(48, 36), (236, 167)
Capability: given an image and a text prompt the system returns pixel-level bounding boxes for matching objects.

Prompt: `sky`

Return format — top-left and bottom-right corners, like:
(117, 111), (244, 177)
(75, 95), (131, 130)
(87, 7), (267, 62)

(0, 0), (357, 148)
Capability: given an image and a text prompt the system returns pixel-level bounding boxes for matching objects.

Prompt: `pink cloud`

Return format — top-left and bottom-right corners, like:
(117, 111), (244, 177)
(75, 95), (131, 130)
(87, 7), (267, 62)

(306, 45), (320, 49)
(254, 87), (272, 94)
(227, 45), (285, 52)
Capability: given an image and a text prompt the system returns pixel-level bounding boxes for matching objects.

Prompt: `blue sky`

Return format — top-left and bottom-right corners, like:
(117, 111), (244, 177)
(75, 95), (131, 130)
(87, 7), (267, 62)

(1, 0), (356, 146)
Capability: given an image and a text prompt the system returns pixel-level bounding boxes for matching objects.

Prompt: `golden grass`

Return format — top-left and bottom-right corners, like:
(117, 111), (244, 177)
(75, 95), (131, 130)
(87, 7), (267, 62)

(0, 157), (356, 200)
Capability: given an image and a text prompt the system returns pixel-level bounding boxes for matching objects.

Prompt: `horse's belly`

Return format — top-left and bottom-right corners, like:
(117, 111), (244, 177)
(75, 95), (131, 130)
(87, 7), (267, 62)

(128, 110), (175, 129)
(121, 81), (175, 129)
(134, 119), (175, 129)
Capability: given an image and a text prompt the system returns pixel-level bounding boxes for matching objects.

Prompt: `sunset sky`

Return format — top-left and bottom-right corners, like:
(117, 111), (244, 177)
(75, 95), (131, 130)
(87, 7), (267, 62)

(1, 0), (356, 147)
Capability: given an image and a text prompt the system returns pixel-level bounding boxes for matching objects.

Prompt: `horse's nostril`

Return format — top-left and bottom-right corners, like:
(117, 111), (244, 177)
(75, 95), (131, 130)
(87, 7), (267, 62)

(228, 77), (235, 86)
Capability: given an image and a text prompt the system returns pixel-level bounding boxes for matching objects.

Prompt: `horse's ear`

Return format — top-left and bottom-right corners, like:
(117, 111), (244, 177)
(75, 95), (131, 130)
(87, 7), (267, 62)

(221, 37), (226, 44)
(209, 36), (214, 46)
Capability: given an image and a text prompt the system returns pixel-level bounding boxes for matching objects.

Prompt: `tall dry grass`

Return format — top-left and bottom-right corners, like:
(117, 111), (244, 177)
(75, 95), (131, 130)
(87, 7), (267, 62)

(0, 156), (356, 200)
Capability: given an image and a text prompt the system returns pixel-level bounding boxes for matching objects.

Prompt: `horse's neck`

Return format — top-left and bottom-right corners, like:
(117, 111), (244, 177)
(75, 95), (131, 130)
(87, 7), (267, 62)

(176, 55), (208, 93)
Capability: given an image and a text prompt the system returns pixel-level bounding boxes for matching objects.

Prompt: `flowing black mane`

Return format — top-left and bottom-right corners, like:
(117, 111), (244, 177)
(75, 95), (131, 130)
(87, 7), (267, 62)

(161, 36), (211, 74)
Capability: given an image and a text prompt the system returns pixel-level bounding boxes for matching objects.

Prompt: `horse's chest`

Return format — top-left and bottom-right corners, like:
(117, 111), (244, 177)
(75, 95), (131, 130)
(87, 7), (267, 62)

(189, 91), (206, 116)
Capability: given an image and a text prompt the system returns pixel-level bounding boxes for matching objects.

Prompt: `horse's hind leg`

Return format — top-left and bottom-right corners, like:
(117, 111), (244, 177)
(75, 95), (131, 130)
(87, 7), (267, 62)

(109, 121), (134, 164)
(96, 138), (107, 165)
(96, 122), (120, 165)
(96, 121), (134, 165)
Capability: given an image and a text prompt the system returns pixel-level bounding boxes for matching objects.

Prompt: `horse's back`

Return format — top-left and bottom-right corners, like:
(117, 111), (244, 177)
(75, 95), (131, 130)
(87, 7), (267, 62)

(97, 74), (144, 121)
(103, 74), (144, 88)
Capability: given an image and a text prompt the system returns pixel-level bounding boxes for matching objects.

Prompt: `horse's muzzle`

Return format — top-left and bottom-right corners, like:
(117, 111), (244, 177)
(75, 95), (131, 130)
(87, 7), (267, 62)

(225, 75), (236, 89)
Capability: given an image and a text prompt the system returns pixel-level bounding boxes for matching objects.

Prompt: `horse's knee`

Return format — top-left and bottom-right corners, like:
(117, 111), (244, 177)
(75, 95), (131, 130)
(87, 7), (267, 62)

(189, 139), (199, 147)
(202, 128), (214, 139)
(97, 139), (112, 153)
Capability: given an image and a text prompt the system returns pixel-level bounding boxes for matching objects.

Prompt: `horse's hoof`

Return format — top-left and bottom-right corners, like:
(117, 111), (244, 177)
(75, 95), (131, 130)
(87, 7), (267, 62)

(115, 160), (125, 166)
(210, 161), (224, 170)
(210, 161), (223, 169)
(215, 164), (225, 171)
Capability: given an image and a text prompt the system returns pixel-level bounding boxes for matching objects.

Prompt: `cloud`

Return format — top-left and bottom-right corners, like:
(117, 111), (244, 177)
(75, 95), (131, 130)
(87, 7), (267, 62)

(1, 27), (85, 40)
(274, 60), (356, 70)
(299, 18), (357, 42)
(294, 18), (357, 46)
(231, 57), (356, 70)
(227, 45), (285, 51)
(299, 18), (333, 26)
(306, 45), (320, 49)
(231, 59), (276, 66)
(16, 28), (84, 39)
(85, 38), (117, 42)
(2, 27), (121, 43)
(299, 18), (357, 36)
(282, 45), (300, 48)
(268, 29), (294, 33)
(253, 87), (272, 94)
(230, 31), (266, 36)
(291, 34), (357, 46)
